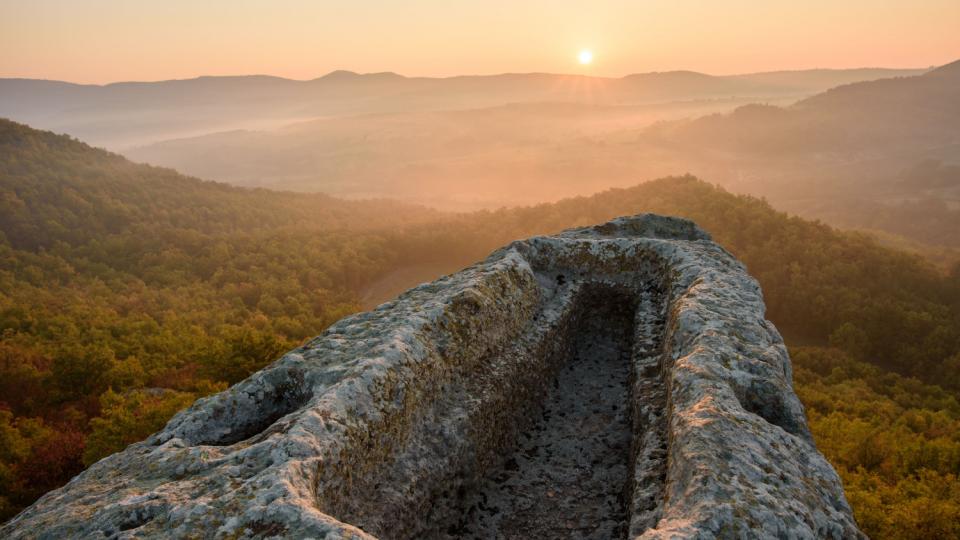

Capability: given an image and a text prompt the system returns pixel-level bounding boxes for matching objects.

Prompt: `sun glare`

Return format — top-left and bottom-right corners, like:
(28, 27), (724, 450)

(578, 49), (593, 65)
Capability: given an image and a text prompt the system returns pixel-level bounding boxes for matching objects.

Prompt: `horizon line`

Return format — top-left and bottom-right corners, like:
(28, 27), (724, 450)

(0, 63), (941, 87)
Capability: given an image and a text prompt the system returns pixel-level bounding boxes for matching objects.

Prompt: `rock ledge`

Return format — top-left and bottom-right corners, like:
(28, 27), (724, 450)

(1, 214), (863, 539)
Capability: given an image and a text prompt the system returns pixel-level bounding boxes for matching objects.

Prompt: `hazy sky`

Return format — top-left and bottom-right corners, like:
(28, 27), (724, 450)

(2, 0), (958, 83)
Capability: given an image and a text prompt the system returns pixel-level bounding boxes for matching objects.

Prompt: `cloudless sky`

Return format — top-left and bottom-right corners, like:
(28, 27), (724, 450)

(1, 0), (958, 83)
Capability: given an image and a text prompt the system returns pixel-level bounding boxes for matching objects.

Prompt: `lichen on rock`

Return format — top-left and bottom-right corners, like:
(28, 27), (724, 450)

(0, 214), (864, 539)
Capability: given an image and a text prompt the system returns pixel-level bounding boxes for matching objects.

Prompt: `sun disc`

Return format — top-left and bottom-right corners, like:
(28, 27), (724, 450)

(578, 50), (593, 65)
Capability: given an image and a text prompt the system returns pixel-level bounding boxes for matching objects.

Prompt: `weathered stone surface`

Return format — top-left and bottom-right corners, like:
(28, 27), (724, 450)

(1, 214), (863, 539)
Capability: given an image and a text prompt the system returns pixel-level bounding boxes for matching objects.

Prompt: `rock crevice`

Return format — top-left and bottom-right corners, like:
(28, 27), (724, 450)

(1, 214), (864, 539)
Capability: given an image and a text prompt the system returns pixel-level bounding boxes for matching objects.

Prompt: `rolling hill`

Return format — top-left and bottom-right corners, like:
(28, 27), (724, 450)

(0, 118), (438, 251)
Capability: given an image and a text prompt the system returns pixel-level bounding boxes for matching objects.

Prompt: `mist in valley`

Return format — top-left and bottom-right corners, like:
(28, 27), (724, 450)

(4, 63), (956, 248)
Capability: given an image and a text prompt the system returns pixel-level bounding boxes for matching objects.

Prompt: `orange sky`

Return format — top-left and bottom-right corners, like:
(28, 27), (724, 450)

(1, 0), (958, 83)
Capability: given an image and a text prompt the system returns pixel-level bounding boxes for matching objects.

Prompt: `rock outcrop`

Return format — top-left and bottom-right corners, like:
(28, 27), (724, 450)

(1, 214), (863, 539)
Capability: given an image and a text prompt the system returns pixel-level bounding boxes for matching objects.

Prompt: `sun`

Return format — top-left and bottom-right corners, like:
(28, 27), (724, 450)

(578, 49), (593, 65)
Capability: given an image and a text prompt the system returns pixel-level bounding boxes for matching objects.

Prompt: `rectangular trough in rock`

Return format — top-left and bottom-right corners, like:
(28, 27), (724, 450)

(451, 288), (642, 539)
(0, 214), (865, 540)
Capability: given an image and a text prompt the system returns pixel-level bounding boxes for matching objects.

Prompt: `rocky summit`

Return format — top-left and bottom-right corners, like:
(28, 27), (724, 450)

(1, 214), (863, 539)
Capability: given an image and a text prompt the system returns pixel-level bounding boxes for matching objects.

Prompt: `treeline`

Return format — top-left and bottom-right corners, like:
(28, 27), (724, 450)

(1, 120), (959, 537)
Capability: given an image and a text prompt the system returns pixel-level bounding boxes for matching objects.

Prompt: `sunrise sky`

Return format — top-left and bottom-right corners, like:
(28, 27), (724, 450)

(2, 0), (958, 84)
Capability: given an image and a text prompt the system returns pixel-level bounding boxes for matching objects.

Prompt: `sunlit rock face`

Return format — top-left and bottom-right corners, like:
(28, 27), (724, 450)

(1, 214), (863, 539)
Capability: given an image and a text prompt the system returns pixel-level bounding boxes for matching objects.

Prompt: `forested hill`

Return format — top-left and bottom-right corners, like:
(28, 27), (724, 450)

(1, 120), (960, 535)
(651, 59), (960, 156)
(0, 118), (437, 250)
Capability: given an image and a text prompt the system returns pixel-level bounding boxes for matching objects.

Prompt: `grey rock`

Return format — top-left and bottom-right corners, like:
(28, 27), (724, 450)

(1, 214), (863, 539)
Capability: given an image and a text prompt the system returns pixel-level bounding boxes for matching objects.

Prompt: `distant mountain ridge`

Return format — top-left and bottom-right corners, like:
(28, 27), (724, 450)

(0, 67), (924, 149)
(2, 66), (925, 88)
